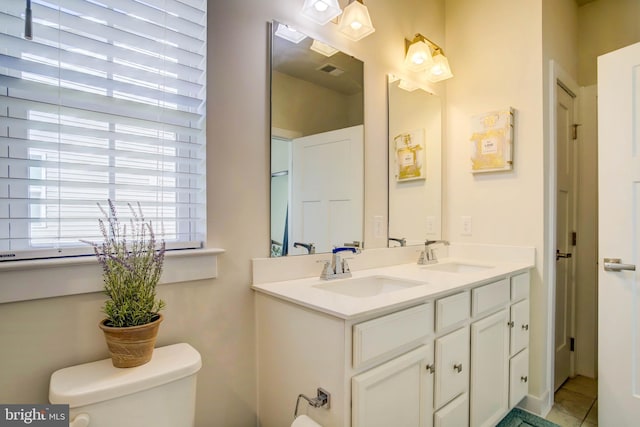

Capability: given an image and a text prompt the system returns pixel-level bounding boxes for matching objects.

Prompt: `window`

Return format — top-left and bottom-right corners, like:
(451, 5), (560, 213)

(0, 0), (207, 261)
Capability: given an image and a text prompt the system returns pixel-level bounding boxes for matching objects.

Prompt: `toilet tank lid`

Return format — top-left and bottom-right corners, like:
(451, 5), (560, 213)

(49, 343), (202, 408)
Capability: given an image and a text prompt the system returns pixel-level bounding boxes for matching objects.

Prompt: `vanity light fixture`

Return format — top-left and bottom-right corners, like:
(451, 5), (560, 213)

(404, 34), (433, 72)
(274, 23), (307, 43)
(301, 0), (342, 25)
(337, 0), (375, 41)
(310, 39), (339, 57)
(426, 49), (453, 82)
(404, 33), (453, 82)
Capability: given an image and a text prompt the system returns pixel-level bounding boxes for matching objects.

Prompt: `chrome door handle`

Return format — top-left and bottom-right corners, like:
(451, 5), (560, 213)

(604, 258), (636, 272)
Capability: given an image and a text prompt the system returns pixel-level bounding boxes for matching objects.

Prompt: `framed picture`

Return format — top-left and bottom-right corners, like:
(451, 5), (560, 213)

(393, 128), (425, 181)
(470, 108), (514, 173)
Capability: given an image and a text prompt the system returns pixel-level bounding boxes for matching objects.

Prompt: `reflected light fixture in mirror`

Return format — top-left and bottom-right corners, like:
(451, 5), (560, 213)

(310, 39), (339, 56)
(275, 23), (307, 44)
(301, 0), (342, 25)
(398, 79), (419, 92)
(338, 0), (375, 41)
(404, 33), (453, 82)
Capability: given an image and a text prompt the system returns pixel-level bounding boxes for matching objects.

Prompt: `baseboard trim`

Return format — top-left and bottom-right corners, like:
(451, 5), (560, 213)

(518, 390), (553, 418)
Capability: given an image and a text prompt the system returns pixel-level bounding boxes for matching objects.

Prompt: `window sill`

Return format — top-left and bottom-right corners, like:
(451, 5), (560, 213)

(0, 248), (225, 304)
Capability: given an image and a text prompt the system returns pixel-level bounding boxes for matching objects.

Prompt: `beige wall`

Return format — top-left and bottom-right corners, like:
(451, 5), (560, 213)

(272, 71), (360, 137)
(445, 0), (579, 412)
(0, 1), (445, 426)
(578, 0), (640, 86)
(445, 2), (544, 403)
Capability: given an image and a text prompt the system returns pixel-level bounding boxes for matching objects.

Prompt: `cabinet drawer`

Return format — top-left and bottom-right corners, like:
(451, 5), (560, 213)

(353, 303), (433, 369)
(509, 348), (529, 408)
(472, 278), (510, 317)
(436, 291), (470, 332)
(511, 272), (530, 302)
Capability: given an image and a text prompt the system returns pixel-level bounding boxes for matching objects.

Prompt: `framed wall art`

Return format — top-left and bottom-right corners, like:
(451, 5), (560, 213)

(393, 128), (425, 181)
(470, 108), (514, 173)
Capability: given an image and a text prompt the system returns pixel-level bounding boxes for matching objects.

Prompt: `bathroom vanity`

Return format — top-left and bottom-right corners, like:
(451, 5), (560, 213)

(253, 249), (532, 427)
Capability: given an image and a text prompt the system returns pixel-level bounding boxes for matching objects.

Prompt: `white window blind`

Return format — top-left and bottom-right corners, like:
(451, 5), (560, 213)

(0, 0), (207, 261)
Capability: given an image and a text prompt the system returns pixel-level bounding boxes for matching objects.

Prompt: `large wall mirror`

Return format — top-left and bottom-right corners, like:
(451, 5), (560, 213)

(388, 77), (442, 247)
(269, 21), (365, 257)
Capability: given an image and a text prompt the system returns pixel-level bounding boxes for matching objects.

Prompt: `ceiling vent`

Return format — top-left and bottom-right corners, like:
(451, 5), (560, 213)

(317, 63), (344, 77)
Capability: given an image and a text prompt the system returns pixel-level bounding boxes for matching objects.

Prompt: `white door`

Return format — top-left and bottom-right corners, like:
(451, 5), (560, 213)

(352, 345), (433, 427)
(290, 125), (364, 254)
(598, 41), (640, 425)
(555, 84), (576, 391)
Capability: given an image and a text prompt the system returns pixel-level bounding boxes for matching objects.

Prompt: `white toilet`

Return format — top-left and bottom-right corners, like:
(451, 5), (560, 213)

(49, 343), (202, 427)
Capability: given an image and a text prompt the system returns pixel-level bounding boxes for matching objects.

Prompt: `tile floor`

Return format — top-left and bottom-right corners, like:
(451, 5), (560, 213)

(545, 376), (598, 427)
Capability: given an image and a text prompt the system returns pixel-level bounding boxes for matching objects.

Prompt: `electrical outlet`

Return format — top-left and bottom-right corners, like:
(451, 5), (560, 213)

(373, 215), (384, 239)
(461, 216), (472, 236)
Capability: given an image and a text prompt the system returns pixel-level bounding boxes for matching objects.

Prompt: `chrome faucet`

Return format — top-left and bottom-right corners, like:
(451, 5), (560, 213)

(418, 240), (450, 265)
(388, 237), (407, 247)
(319, 247), (360, 280)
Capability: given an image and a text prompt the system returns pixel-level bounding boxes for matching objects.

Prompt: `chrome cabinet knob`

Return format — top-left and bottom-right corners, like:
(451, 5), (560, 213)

(453, 363), (463, 373)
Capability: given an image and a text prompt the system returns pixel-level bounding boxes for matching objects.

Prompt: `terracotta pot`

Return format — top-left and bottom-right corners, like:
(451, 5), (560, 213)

(99, 314), (163, 368)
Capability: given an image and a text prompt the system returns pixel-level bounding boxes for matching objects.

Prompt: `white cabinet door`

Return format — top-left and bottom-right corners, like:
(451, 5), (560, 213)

(434, 393), (469, 427)
(352, 344), (433, 427)
(510, 300), (529, 356)
(509, 348), (529, 408)
(470, 310), (509, 427)
(435, 327), (469, 409)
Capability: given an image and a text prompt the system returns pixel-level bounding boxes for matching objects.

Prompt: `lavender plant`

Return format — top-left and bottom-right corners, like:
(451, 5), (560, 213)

(86, 200), (166, 327)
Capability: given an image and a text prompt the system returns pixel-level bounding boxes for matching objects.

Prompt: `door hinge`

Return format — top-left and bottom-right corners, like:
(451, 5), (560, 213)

(572, 231), (577, 246)
(570, 337), (575, 352)
(572, 124), (581, 140)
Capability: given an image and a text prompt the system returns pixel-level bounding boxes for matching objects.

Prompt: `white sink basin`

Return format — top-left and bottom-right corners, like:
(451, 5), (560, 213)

(313, 275), (426, 298)
(421, 262), (494, 273)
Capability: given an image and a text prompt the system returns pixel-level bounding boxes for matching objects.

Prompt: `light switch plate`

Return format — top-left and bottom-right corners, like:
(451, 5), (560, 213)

(426, 216), (436, 234)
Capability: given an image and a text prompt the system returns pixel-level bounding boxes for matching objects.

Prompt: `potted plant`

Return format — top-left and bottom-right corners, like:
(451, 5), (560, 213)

(86, 200), (166, 368)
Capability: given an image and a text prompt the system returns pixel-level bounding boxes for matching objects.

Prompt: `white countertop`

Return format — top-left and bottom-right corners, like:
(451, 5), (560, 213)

(251, 256), (533, 320)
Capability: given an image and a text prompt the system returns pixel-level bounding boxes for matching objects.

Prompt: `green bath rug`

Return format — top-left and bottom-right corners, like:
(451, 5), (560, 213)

(496, 408), (560, 427)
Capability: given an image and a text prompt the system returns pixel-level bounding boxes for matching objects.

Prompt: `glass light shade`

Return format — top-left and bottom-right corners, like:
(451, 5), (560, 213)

(404, 39), (433, 72)
(426, 52), (453, 82)
(338, 1), (375, 41)
(398, 79), (418, 92)
(301, 0), (342, 25)
(310, 39), (339, 56)
(274, 24), (307, 44)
